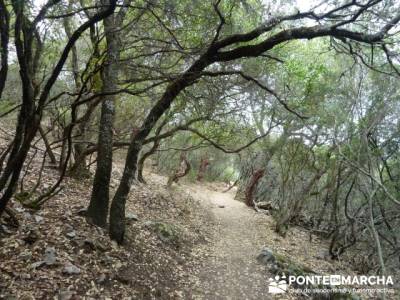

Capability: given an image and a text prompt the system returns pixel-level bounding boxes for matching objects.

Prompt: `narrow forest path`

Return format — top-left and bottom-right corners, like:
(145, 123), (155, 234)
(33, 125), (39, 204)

(185, 184), (275, 300)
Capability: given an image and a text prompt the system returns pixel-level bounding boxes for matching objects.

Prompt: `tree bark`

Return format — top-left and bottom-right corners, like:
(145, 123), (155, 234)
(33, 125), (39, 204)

(63, 2), (91, 177)
(109, 140), (141, 242)
(86, 0), (120, 227)
(245, 169), (265, 207)
(197, 157), (209, 181)
(0, 0), (9, 99)
(137, 140), (159, 184)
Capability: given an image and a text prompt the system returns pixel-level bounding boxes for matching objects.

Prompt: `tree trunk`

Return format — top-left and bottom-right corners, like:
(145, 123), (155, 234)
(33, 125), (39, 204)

(86, 99), (115, 226)
(0, 0), (37, 215)
(86, 2), (119, 227)
(109, 51), (210, 243)
(63, 4), (91, 178)
(109, 140), (142, 242)
(0, 0), (9, 99)
(197, 157), (209, 181)
(137, 140), (159, 183)
(245, 169), (265, 207)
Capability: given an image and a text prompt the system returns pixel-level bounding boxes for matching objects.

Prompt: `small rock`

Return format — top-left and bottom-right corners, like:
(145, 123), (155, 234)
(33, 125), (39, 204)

(97, 273), (107, 284)
(256, 201), (273, 210)
(218, 205), (225, 208)
(14, 206), (25, 213)
(20, 273), (31, 280)
(102, 254), (113, 265)
(126, 212), (138, 221)
(66, 231), (76, 238)
(44, 247), (57, 265)
(315, 249), (330, 260)
(65, 224), (74, 231)
(62, 263), (81, 275)
(257, 247), (276, 265)
(143, 220), (154, 227)
(23, 212), (32, 220)
(34, 215), (44, 223)
(31, 261), (45, 269)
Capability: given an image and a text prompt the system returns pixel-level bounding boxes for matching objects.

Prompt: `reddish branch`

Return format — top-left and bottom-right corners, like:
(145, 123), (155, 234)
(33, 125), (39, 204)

(245, 169), (265, 207)
(167, 153), (191, 186)
(197, 157), (209, 181)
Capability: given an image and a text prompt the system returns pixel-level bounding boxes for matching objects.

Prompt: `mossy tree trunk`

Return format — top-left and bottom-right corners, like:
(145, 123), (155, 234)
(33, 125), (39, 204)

(87, 1), (123, 227)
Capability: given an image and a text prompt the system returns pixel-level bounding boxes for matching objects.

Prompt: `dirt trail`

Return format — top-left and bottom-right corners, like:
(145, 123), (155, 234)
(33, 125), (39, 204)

(150, 174), (349, 300)
(186, 184), (274, 300)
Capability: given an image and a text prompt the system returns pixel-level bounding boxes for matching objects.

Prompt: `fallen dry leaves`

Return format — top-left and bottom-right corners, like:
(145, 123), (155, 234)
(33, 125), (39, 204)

(0, 157), (211, 299)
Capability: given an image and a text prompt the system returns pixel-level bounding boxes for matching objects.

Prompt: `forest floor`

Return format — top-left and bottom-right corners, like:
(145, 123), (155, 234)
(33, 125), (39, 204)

(0, 154), (384, 300)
